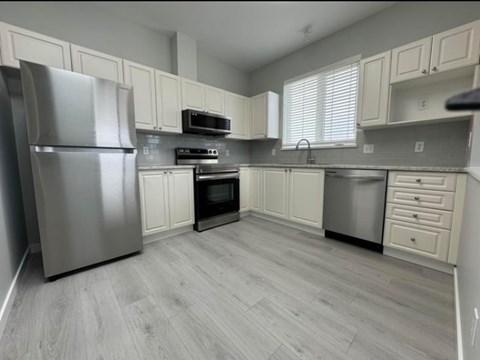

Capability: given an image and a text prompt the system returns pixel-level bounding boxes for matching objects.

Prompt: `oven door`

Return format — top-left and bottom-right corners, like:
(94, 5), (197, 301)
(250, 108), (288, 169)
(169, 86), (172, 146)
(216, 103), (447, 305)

(195, 173), (239, 221)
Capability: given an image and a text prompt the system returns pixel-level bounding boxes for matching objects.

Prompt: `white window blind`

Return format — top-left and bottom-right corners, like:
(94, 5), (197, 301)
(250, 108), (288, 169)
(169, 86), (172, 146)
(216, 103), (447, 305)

(282, 56), (360, 149)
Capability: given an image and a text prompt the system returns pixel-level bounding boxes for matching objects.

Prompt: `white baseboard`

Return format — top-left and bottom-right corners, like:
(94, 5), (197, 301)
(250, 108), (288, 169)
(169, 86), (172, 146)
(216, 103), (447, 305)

(30, 243), (41, 253)
(142, 225), (193, 245)
(454, 267), (464, 360)
(248, 211), (325, 237)
(0, 246), (30, 341)
(383, 247), (454, 274)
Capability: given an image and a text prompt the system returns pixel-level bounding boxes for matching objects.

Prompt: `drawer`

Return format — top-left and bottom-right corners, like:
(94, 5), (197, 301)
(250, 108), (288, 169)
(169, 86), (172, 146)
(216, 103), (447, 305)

(385, 203), (453, 229)
(388, 171), (456, 191)
(387, 187), (455, 211)
(384, 219), (450, 261)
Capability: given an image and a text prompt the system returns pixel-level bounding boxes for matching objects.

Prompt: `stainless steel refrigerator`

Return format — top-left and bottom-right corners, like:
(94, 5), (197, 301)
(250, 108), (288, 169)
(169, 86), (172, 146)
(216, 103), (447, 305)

(20, 61), (142, 278)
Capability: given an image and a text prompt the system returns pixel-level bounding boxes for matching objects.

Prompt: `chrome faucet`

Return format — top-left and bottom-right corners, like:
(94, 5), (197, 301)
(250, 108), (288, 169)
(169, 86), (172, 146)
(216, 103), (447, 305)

(295, 138), (315, 164)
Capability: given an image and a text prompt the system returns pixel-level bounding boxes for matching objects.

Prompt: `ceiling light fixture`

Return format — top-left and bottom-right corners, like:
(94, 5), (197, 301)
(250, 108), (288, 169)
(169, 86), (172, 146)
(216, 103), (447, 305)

(303, 25), (313, 43)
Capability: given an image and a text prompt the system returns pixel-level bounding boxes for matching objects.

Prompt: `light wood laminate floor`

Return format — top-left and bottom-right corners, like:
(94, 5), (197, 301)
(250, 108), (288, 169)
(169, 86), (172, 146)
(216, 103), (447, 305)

(0, 217), (456, 360)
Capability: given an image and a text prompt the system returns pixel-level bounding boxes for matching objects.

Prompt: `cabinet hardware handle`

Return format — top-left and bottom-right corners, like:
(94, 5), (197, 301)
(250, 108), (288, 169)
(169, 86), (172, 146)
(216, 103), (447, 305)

(416, 178), (422, 183)
(414, 196), (420, 200)
(158, 126), (162, 130)
(432, 66), (438, 71)
(421, 69), (427, 74)
(284, 169), (287, 172)
(264, 135), (267, 138)
(164, 171), (167, 174)
(410, 237), (416, 242)
(412, 214), (418, 218)
(169, 171), (172, 174)
(289, 169), (292, 172)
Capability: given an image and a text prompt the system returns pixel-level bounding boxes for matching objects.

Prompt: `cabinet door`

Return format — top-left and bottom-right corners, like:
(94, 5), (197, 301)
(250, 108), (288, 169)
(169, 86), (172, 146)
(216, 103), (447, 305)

(225, 92), (249, 139)
(250, 168), (263, 212)
(138, 171), (170, 236)
(155, 70), (182, 133)
(289, 169), (324, 228)
(263, 168), (288, 219)
(205, 86), (225, 115)
(124, 60), (156, 131)
(358, 51), (391, 127)
(168, 170), (194, 229)
(251, 94), (267, 138)
(390, 37), (432, 83)
(0, 22), (71, 70)
(239, 168), (250, 212)
(430, 20), (480, 74)
(71, 45), (123, 82)
(181, 79), (205, 111)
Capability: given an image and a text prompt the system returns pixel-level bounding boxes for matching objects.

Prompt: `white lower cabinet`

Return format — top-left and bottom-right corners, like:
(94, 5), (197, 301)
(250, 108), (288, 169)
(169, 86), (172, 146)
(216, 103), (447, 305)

(384, 219), (450, 262)
(263, 168), (288, 219)
(289, 169), (324, 228)
(138, 169), (194, 236)
(251, 167), (324, 228)
(239, 168), (250, 212)
(250, 168), (263, 212)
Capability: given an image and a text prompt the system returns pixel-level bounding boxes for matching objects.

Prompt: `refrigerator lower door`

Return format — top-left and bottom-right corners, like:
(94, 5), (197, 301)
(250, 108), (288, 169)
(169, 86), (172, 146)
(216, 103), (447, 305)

(30, 147), (142, 278)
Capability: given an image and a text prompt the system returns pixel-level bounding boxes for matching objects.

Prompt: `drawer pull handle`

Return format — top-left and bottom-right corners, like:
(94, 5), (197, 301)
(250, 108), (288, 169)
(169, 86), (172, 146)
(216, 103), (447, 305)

(414, 196), (420, 201)
(416, 178), (422, 183)
(410, 237), (416, 242)
(412, 214), (418, 218)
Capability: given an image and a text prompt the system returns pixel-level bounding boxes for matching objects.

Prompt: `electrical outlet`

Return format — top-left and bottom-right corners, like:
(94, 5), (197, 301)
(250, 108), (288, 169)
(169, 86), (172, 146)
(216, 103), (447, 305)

(472, 307), (479, 347)
(226, 149), (229, 157)
(415, 141), (424, 153)
(363, 144), (374, 154)
(143, 146), (149, 155)
(419, 98), (429, 110)
(272, 148), (276, 156)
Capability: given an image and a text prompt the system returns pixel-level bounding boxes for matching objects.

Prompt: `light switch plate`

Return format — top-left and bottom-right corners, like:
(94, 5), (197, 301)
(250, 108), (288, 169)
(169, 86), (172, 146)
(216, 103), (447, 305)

(143, 146), (149, 155)
(272, 148), (276, 156)
(226, 149), (230, 157)
(363, 144), (374, 153)
(415, 141), (424, 152)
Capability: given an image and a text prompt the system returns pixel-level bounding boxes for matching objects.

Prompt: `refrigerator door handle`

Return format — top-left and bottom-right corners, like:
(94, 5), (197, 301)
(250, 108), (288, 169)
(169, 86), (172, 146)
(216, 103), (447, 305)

(31, 146), (136, 154)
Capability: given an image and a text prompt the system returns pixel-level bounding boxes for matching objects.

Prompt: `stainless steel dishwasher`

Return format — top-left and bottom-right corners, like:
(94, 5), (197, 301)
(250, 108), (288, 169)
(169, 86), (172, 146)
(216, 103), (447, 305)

(323, 169), (387, 252)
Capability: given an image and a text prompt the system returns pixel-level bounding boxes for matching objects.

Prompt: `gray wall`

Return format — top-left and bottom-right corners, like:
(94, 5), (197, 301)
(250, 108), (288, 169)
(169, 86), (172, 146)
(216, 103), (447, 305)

(248, 1), (480, 168)
(137, 132), (250, 166)
(0, 72), (28, 337)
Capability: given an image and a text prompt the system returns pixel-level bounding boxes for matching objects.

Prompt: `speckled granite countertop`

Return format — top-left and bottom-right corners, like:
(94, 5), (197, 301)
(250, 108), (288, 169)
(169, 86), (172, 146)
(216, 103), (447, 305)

(138, 165), (195, 171)
(138, 164), (466, 172)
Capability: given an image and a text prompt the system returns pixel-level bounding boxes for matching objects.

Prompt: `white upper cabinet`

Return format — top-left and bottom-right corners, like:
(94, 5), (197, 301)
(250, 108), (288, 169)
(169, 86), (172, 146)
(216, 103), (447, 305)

(430, 20), (480, 74)
(0, 22), (71, 70)
(181, 79), (205, 111)
(357, 51), (391, 128)
(251, 91), (279, 139)
(225, 92), (249, 139)
(155, 70), (182, 133)
(71, 45), (123, 82)
(204, 85), (225, 115)
(124, 60), (156, 131)
(391, 37), (432, 83)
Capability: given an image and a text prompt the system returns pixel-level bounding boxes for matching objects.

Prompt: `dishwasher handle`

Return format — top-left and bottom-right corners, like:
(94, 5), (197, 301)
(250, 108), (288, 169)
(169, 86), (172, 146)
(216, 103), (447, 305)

(325, 172), (386, 180)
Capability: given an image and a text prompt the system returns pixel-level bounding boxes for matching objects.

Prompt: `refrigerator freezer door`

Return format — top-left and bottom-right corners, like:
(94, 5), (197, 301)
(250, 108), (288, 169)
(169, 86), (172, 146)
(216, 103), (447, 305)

(31, 148), (142, 277)
(20, 61), (136, 149)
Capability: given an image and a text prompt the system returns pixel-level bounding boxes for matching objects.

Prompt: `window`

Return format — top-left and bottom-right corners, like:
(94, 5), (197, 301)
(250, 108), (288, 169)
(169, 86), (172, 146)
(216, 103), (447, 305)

(282, 56), (360, 149)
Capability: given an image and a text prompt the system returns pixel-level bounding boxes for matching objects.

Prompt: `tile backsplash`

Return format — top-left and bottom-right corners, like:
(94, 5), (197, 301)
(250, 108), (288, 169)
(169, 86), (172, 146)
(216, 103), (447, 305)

(249, 120), (471, 167)
(136, 132), (251, 166)
(137, 119), (471, 168)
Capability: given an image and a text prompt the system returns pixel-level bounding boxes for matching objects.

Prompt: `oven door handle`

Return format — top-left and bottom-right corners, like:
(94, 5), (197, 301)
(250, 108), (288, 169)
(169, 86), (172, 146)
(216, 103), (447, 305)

(196, 173), (239, 181)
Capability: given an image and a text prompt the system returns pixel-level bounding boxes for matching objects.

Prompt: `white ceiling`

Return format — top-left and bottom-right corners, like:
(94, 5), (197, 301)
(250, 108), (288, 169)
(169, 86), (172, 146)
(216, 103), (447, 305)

(91, 1), (396, 72)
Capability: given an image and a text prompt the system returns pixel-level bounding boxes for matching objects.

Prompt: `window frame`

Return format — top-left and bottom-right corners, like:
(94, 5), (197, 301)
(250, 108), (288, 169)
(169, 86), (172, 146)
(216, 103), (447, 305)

(281, 55), (361, 150)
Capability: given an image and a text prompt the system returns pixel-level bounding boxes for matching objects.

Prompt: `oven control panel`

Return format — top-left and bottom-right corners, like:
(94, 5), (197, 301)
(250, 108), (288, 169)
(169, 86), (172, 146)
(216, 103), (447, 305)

(176, 148), (218, 158)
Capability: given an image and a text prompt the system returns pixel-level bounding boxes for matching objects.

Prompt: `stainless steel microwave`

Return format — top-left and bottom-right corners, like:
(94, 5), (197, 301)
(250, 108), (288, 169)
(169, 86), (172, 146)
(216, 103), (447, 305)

(182, 109), (231, 136)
